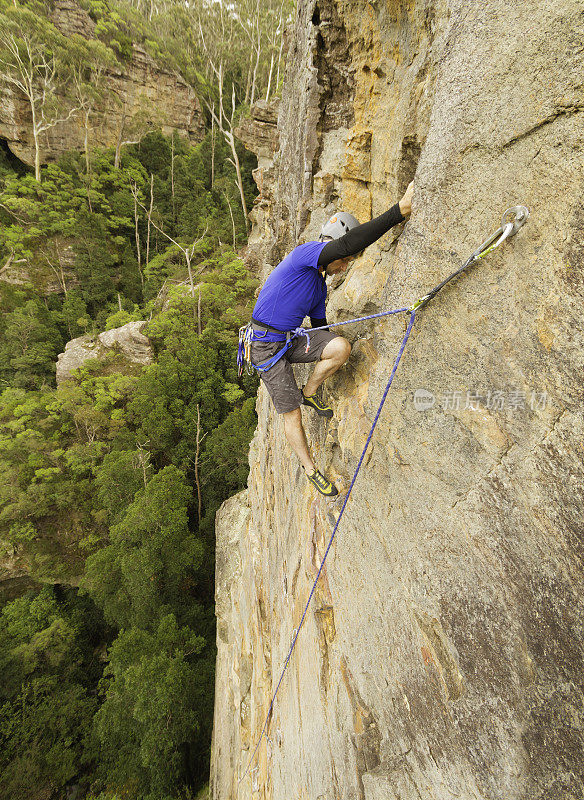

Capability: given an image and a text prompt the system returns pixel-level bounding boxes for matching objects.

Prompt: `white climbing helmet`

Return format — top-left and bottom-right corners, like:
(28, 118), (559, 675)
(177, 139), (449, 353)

(319, 211), (360, 241)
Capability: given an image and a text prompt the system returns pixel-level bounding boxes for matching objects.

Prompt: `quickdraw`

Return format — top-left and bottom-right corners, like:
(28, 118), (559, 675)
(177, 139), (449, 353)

(237, 324), (255, 377)
(236, 205), (529, 379)
(407, 205), (529, 313)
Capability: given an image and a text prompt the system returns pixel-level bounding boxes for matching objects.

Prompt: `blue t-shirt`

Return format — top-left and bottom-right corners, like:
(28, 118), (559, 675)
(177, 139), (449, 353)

(252, 241), (328, 341)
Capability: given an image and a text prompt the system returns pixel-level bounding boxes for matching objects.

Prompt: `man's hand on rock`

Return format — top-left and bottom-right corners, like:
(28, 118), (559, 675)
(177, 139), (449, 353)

(399, 181), (414, 217)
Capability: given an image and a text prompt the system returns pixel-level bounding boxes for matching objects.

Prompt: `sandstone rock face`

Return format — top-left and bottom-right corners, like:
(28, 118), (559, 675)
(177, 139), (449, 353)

(97, 320), (152, 362)
(211, 1), (584, 799)
(235, 100), (280, 273)
(236, 101), (279, 168)
(56, 320), (152, 384)
(56, 334), (98, 385)
(0, 0), (204, 167)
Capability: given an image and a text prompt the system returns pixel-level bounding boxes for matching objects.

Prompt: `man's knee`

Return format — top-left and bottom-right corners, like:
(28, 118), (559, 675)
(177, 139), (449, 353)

(282, 406), (302, 428)
(339, 337), (352, 362)
(323, 336), (351, 365)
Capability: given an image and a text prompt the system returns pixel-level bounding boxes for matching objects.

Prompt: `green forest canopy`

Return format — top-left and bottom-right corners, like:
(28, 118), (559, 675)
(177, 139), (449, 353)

(0, 0), (292, 796)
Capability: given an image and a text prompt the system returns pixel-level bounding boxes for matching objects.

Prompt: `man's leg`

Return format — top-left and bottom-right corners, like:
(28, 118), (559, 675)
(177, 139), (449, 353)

(282, 406), (338, 496)
(282, 406), (315, 473)
(303, 336), (351, 397)
(250, 344), (316, 473)
(252, 335), (341, 496)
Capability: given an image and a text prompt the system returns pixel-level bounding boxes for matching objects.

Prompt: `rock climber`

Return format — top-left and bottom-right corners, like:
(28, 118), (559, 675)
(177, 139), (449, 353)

(249, 181), (414, 497)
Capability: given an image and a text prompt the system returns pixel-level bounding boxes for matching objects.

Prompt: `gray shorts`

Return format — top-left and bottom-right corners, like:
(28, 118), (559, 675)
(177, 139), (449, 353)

(251, 327), (337, 413)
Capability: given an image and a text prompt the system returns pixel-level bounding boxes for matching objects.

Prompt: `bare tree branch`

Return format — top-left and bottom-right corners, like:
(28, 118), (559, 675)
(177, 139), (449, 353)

(131, 181), (209, 297)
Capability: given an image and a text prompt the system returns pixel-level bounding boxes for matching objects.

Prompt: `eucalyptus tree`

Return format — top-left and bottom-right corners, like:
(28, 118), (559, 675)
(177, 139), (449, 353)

(191, 0), (292, 224)
(131, 178), (209, 297)
(0, 3), (81, 181)
(68, 35), (117, 200)
(122, 0), (292, 233)
(236, 0), (291, 105)
(188, 0), (250, 232)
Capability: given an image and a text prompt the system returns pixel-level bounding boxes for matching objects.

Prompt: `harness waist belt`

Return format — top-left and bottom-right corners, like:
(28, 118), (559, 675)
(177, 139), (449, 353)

(251, 317), (288, 334)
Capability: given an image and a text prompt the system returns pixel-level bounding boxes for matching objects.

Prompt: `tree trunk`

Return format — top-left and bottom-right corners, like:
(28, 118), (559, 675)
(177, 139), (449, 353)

(244, 45), (254, 105)
(0, 252), (14, 277)
(84, 108), (93, 212)
(224, 191), (236, 248)
(146, 173), (154, 269)
(250, 13), (262, 107)
(185, 248), (195, 298)
(195, 404), (202, 524)
(114, 137), (122, 169)
(171, 133), (176, 220)
(228, 130), (249, 234)
(211, 112), (215, 188)
(265, 49), (275, 102)
(114, 111), (126, 169)
(137, 444), (149, 488)
(133, 190), (143, 286)
(31, 106), (41, 182)
(57, 244), (68, 296)
(276, 24), (285, 95)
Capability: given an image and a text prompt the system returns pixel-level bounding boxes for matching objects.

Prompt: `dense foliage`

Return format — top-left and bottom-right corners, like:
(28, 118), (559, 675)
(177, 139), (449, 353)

(0, 0), (274, 790)
(0, 135), (259, 797)
(0, 587), (107, 799)
(0, 0), (294, 785)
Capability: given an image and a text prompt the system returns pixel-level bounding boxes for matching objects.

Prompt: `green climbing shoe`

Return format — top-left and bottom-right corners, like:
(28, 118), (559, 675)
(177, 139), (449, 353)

(306, 469), (339, 497)
(302, 389), (333, 418)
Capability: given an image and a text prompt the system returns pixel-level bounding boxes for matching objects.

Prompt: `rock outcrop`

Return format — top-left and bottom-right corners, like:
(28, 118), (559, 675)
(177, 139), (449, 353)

(211, 1), (584, 799)
(0, 0), (204, 168)
(56, 320), (153, 384)
(236, 100), (279, 167)
(235, 100), (280, 273)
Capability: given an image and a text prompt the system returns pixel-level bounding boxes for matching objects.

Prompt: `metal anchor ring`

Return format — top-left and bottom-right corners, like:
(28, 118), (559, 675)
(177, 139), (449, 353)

(502, 205), (530, 236)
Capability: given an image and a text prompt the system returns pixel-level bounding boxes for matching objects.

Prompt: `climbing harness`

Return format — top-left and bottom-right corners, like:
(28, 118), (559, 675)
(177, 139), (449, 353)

(237, 308), (418, 375)
(237, 323), (306, 376)
(238, 205), (529, 785)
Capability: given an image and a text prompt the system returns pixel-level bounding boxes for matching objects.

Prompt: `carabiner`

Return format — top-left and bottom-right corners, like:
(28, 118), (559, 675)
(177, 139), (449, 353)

(407, 294), (431, 314)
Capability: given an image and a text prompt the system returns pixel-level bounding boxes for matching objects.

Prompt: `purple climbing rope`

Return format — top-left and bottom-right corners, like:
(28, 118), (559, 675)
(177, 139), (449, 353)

(309, 306), (411, 331)
(240, 306), (410, 375)
(291, 306), (410, 358)
(240, 309), (417, 784)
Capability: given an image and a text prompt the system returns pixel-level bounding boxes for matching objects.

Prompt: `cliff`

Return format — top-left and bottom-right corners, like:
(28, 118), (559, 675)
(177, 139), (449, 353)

(211, 1), (584, 799)
(0, 0), (204, 168)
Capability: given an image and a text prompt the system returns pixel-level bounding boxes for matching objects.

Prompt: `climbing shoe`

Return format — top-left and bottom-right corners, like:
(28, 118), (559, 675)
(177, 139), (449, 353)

(306, 468), (339, 497)
(302, 389), (333, 418)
